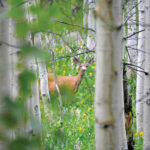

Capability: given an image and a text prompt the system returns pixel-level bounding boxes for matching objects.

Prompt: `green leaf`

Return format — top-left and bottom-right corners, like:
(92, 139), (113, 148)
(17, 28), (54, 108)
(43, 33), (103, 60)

(0, 97), (26, 129)
(15, 21), (28, 39)
(7, 7), (25, 19)
(18, 69), (36, 98)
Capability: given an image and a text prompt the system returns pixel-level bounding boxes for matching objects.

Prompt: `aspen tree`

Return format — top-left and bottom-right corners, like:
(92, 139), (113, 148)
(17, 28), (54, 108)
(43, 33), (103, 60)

(143, 0), (150, 149)
(87, 0), (96, 50)
(136, 0), (145, 134)
(24, 1), (41, 136)
(95, 0), (127, 149)
(0, 0), (13, 149)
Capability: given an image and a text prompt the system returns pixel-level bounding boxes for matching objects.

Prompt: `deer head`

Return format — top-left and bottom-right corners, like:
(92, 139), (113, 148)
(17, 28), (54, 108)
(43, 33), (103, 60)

(73, 57), (94, 72)
(73, 57), (94, 92)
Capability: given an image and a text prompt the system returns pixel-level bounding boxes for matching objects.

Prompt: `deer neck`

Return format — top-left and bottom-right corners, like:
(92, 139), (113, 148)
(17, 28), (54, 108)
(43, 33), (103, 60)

(74, 68), (85, 93)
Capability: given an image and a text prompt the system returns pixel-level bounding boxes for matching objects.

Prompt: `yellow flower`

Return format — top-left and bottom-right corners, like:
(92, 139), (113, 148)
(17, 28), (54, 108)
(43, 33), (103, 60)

(62, 70), (66, 76)
(81, 100), (83, 104)
(89, 72), (92, 76)
(65, 45), (68, 49)
(59, 51), (61, 54)
(135, 132), (139, 137)
(61, 47), (64, 50)
(55, 48), (58, 51)
(48, 67), (51, 72)
(76, 66), (79, 70)
(92, 66), (95, 70)
(79, 41), (82, 46)
(86, 116), (88, 120)
(75, 109), (79, 114)
(55, 66), (58, 70)
(139, 131), (143, 136)
(83, 113), (86, 117)
(80, 58), (83, 61)
(62, 64), (66, 67)
(88, 107), (91, 111)
(79, 127), (82, 132)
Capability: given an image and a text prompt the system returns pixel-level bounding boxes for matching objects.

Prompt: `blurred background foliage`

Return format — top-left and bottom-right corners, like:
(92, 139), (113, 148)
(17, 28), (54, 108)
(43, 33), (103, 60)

(0, 0), (96, 149)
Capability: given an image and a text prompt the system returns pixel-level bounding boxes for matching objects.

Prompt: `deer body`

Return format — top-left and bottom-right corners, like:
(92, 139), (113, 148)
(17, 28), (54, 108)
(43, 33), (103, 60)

(48, 67), (85, 93)
(39, 57), (94, 94)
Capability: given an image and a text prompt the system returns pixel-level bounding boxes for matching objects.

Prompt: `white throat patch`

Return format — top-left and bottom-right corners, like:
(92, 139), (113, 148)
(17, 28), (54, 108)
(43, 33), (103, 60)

(82, 66), (86, 70)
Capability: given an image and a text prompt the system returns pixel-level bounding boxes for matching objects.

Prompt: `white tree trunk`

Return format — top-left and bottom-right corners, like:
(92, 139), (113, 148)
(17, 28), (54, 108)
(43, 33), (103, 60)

(24, 1), (41, 136)
(87, 0), (96, 50)
(83, 0), (88, 28)
(8, 17), (22, 140)
(35, 33), (50, 100)
(26, 56), (41, 136)
(95, 0), (127, 149)
(136, 0), (145, 134)
(36, 33), (52, 121)
(143, 0), (150, 149)
(8, 19), (20, 100)
(0, 1), (12, 149)
(126, 0), (137, 66)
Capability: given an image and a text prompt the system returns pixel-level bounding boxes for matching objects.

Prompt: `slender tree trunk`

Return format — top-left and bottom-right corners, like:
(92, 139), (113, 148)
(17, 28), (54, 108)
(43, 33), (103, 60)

(87, 0), (96, 50)
(136, 0), (145, 134)
(83, 0), (88, 29)
(35, 33), (52, 122)
(8, 17), (22, 140)
(143, 0), (150, 149)
(36, 33), (50, 101)
(24, 1), (41, 136)
(26, 55), (41, 135)
(123, 67), (134, 150)
(126, 0), (138, 68)
(95, 0), (127, 149)
(0, 1), (12, 149)
(8, 19), (20, 100)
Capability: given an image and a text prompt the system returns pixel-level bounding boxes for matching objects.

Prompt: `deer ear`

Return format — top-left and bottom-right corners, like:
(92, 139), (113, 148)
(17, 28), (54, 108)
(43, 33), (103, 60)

(88, 58), (94, 65)
(73, 57), (80, 64)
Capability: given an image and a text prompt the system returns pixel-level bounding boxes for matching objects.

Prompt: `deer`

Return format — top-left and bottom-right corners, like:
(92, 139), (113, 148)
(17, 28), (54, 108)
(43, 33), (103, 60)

(47, 57), (94, 93)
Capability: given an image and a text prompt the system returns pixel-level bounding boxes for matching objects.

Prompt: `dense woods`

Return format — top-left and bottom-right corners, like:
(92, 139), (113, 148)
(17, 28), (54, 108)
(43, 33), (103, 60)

(0, 0), (150, 150)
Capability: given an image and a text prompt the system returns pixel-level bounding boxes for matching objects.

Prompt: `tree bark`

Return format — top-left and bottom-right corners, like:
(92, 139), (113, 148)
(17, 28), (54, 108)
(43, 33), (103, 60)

(0, 0), (12, 149)
(36, 33), (50, 101)
(123, 66), (134, 149)
(126, 0), (138, 68)
(136, 0), (145, 134)
(24, 1), (41, 136)
(87, 0), (96, 50)
(143, 0), (150, 149)
(95, 0), (127, 149)
(8, 19), (20, 100)
(83, 0), (89, 29)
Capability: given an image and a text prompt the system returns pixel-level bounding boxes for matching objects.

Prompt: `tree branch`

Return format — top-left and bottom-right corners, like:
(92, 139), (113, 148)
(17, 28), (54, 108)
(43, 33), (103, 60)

(53, 19), (96, 32)
(124, 62), (145, 71)
(50, 49), (63, 120)
(126, 45), (150, 54)
(55, 50), (95, 61)
(126, 65), (148, 75)
(123, 29), (145, 40)
(0, 40), (20, 49)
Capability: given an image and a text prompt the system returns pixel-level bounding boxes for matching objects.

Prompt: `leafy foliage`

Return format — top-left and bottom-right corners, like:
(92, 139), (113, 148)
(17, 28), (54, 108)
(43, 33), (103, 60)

(0, 0), (95, 149)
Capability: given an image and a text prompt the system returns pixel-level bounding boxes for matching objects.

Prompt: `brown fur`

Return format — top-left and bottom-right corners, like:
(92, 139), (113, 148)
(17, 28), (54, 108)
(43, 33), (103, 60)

(39, 57), (94, 94)
(48, 68), (84, 93)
